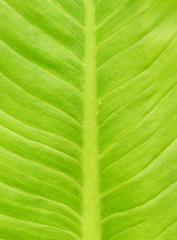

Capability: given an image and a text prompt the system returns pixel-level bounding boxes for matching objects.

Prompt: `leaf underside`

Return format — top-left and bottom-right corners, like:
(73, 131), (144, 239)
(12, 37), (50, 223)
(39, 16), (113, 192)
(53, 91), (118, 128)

(0, 0), (177, 240)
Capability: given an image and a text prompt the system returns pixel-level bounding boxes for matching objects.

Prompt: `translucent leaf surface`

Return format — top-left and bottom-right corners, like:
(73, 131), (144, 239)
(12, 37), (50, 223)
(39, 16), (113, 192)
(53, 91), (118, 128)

(0, 0), (177, 240)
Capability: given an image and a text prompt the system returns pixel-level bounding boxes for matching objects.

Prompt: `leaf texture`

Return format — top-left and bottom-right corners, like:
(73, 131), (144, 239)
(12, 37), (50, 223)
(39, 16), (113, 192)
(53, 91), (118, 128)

(0, 0), (177, 240)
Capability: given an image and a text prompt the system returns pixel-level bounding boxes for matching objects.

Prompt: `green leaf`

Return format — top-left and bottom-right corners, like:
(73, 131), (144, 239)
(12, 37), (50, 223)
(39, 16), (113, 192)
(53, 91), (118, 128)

(0, 0), (177, 240)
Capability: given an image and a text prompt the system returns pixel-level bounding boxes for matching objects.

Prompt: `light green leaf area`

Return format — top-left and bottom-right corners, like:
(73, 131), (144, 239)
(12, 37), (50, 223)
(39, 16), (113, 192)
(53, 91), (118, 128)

(0, 0), (177, 240)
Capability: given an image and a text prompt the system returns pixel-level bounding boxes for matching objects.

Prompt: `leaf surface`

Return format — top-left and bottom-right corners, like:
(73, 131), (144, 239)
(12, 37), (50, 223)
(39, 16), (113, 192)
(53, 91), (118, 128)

(0, 0), (177, 240)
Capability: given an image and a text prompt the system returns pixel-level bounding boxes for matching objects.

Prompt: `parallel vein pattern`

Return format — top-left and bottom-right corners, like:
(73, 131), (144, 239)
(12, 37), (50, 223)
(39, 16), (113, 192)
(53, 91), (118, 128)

(96, 1), (177, 240)
(0, 1), (177, 240)
(0, 0), (84, 239)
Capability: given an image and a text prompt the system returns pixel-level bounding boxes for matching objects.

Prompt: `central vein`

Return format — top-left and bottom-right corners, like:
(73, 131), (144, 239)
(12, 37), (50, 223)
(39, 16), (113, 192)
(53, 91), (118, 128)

(82, 0), (100, 240)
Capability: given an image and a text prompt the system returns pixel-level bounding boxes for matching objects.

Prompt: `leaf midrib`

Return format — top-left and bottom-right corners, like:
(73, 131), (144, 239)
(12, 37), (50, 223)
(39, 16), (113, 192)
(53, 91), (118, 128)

(82, 0), (101, 240)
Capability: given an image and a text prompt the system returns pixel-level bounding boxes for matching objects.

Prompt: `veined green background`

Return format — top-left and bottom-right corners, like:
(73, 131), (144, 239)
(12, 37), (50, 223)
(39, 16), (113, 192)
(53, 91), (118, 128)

(0, 0), (177, 239)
